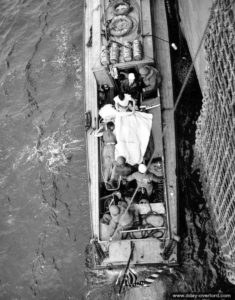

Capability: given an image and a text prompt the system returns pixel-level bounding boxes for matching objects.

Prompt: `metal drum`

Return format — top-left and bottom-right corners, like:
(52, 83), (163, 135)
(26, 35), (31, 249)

(133, 39), (142, 61)
(119, 46), (125, 63)
(100, 46), (110, 66)
(145, 214), (164, 227)
(123, 41), (132, 62)
(110, 42), (120, 64)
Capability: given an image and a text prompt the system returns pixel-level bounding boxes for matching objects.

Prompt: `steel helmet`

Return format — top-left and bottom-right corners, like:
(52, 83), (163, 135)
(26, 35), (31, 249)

(109, 205), (120, 216)
(138, 163), (147, 174)
(139, 66), (149, 76)
(116, 156), (126, 165)
(128, 73), (135, 80)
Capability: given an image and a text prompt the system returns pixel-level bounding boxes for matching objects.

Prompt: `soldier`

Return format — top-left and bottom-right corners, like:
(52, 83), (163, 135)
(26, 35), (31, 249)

(126, 163), (162, 197)
(108, 156), (133, 189)
(120, 73), (140, 102)
(102, 122), (117, 182)
(139, 65), (161, 97)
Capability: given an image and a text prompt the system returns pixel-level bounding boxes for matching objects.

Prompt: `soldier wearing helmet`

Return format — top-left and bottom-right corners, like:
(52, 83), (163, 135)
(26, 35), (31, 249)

(108, 156), (134, 188)
(120, 73), (140, 101)
(139, 65), (161, 97)
(126, 163), (162, 197)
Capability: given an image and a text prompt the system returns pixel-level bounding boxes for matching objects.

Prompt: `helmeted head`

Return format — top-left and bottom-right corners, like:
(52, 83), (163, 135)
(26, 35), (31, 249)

(227, 270), (235, 285)
(139, 198), (149, 204)
(128, 73), (135, 84)
(102, 84), (110, 91)
(102, 213), (112, 224)
(118, 92), (125, 100)
(138, 163), (147, 174)
(109, 205), (120, 217)
(152, 157), (162, 168)
(114, 191), (122, 199)
(106, 121), (115, 131)
(139, 66), (150, 78)
(116, 156), (126, 166)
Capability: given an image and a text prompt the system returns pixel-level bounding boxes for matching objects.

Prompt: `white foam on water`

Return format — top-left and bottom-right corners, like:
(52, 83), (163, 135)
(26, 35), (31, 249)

(12, 145), (32, 170)
(50, 24), (83, 98)
(0, 175), (8, 187)
(13, 128), (83, 175)
(51, 26), (70, 69)
(4, 214), (17, 228)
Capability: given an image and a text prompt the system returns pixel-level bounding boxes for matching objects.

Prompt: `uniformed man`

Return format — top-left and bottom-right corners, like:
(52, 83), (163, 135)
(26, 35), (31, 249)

(108, 156), (133, 188)
(126, 163), (162, 197)
(102, 121), (117, 182)
(139, 65), (161, 97)
(120, 73), (140, 101)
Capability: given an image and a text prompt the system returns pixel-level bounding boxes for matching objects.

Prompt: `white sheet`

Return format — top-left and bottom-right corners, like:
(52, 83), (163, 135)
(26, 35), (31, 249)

(115, 111), (152, 165)
(99, 104), (117, 121)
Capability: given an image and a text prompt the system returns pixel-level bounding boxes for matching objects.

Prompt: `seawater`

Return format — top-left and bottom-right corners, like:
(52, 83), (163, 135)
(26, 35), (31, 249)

(0, 0), (89, 299)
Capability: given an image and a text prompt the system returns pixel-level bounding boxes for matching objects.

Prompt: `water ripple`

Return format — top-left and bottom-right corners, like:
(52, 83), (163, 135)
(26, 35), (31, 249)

(0, 1), (88, 298)
(13, 126), (83, 175)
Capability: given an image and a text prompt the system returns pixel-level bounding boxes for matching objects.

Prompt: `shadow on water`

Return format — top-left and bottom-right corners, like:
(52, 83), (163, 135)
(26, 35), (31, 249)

(167, 0), (235, 297)
(0, 1), (90, 299)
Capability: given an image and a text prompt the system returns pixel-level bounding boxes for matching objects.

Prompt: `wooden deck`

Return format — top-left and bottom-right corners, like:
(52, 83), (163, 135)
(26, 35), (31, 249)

(84, 0), (100, 237)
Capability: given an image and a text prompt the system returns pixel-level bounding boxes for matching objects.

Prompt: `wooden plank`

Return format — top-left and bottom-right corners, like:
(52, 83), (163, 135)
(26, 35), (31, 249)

(108, 239), (165, 264)
(92, 0), (102, 69)
(113, 58), (154, 69)
(141, 0), (154, 60)
(163, 110), (178, 234)
(152, 0), (178, 236)
(85, 0), (101, 238)
(151, 0), (174, 109)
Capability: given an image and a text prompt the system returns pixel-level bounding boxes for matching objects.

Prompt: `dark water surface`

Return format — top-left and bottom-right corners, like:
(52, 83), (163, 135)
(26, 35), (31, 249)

(0, 0), (90, 299)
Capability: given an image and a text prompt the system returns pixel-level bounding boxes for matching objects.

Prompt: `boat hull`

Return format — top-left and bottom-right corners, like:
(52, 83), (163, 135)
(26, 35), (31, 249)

(84, 0), (178, 269)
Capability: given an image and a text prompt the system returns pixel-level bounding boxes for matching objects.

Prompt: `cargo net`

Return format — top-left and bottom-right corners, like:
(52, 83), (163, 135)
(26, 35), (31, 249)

(193, 0), (235, 284)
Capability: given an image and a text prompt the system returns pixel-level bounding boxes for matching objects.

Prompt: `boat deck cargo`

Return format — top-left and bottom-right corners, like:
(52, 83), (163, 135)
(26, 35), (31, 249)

(84, 0), (178, 271)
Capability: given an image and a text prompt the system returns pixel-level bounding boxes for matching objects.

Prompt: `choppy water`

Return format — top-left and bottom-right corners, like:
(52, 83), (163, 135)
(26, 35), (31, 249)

(0, 0), (90, 299)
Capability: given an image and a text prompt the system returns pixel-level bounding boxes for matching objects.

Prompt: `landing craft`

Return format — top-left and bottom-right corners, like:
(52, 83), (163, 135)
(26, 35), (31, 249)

(84, 0), (179, 293)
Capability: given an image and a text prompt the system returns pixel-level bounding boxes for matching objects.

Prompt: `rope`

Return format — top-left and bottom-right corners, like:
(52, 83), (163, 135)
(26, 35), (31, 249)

(144, 34), (177, 50)
(118, 241), (135, 295)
